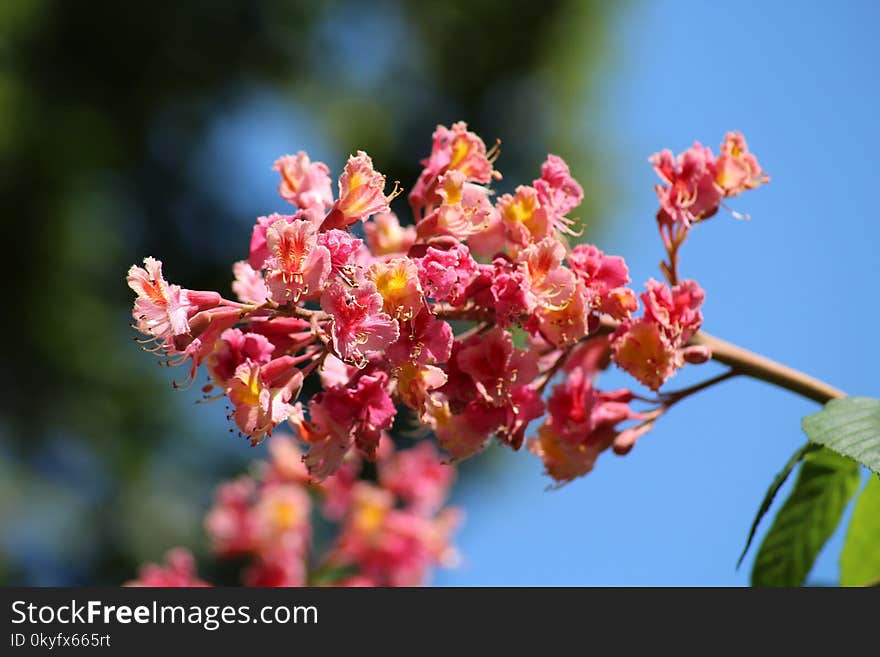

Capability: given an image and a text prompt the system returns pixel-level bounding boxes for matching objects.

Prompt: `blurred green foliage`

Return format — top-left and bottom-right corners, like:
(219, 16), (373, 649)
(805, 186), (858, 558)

(0, 0), (616, 584)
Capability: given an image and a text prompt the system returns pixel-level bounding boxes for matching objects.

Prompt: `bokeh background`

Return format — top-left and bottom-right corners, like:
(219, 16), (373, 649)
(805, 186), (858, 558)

(1, 0), (877, 585)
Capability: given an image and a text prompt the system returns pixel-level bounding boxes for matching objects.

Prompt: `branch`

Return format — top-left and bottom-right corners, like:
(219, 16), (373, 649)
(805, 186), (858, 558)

(595, 316), (845, 405)
(688, 331), (844, 404)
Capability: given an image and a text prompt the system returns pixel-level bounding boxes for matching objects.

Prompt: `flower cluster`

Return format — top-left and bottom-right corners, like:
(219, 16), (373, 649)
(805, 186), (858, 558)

(127, 436), (459, 587)
(128, 122), (767, 487)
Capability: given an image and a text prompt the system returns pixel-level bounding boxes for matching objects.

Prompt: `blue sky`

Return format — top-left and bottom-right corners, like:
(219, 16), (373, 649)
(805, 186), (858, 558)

(433, 0), (880, 585)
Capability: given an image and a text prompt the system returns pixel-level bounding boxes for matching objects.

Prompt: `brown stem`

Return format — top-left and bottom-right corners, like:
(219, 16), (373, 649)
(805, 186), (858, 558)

(661, 369), (740, 405)
(594, 316), (845, 405)
(688, 331), (845, 404)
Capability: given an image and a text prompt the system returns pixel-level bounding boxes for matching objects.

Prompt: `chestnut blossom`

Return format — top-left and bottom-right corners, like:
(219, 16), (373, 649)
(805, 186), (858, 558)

(497, 185), (549, 248)
(529, 366), (643, 483)
(650, 142), (722, 225)
(533, 154), (584, 235)
(204, 476), (260, 556)
(378, 441), (454, 515)
(527, 279), (592, 347)
(320, 281), (400, 366)
(715, 131), (769, 197)
(364, 211), (416, 257)
(409, 121), (497, 217)
(227, 357), (304, 444)
(611, 279), (706, 390)
(126, 548), (210, 587)
(207, 328), (274, 385)
(387, 308), (452, 366)
(415, 241), (479, 304)
(416, 171), (498, 241)
(249, 212), (293, 270)
(128, 124), (767, 492)
(454, 327), (538, 408)
(368, 257), (424, 320)
(323, 151), (394, 230)
(568, 243), (637, 320)
(127, 257), (190, 344)
(317, 229), (364, 278)
(134, 436), (459, 587)
(274, 151), (334, 215)
(329, 482), (460, 586)
(264, 218), (331, 303)
(232, 260), (269, 304)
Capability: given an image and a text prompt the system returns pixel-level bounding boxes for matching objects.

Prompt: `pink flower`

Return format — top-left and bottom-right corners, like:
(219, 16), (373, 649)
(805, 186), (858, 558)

(319, 456), (363, 521)
(207, 328), (274, 386)
(339, 371), (397, 460)
(316, 353), (354, 389)
(168, 306), (243, 383)
(453, 327), (538, 407)
(529, 368), (642, 482)
(415, 241), (479, 304)
(565, 335), (612, 375)
(387, 308), (452, 366)
(426, 398), (504, 460)
(415, 171), (497, 241)
(611, 318), (677, 391)
(610, 278), (707, 390)
(527, 279), (592, 347)
(248, 213), (295, 270)
(227, 357), (304, 444)
(264, 433), (311, 484)
(489, 256), (536, 326)
(243, 551), (307, 587)
(364, 211), (416, 256)
(568, 244), (637, 320)
(715, 131), (769, 197)
(329, 482), (459, 586)
(322, 151), (392, 230)
(496, 185), (549, 248)
(533, 154), (584, 235)
(205, 476), (259, 556)
(395, 362), (448, 417)
(246, 316), (311, 356)
(528, 424), (607, 483)
(320, 281), (400, 366)
(231, 260), (269, 304)
(264, 218), (331, 303)
(546, 368), (635, 442)
(641, 278), (705, 345)
(410, 122), (496, 217)
(126, 548), (210, 587)
(497, 384), (546, 451)
(379, 442), (455, 516)
(317, 229), (364, 278)
(128, 257), (191, 344)
(368, 257), (424, 320)
(291, 401), (353, 481)
(294, 371), (396, 478)
(519, 237), (576, 309)
(251, 482), (312, 556)
(650, 142), (722, 225)
(274, 151), (334, 213)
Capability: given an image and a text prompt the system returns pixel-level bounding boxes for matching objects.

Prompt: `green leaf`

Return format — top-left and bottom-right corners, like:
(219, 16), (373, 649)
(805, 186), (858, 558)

(802, 397), (880, 474)
(737, 442), (818, 568)
(840, 475), (880, 586)
(751, 448), (860, 587)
